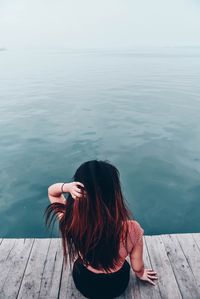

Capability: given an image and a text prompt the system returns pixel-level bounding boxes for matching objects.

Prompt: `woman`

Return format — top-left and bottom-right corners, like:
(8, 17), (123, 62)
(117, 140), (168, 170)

(44, 160), (157, 298)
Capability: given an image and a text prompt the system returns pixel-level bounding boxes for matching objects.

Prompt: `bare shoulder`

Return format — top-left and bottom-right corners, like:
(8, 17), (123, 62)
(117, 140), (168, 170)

(122, 220), (144, 234)
(125, 220), (144, 240)
(125, 219), (142, 229)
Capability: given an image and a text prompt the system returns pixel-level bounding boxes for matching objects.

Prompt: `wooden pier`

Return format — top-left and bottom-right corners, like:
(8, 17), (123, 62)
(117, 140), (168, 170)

(0, 233), (200, 299)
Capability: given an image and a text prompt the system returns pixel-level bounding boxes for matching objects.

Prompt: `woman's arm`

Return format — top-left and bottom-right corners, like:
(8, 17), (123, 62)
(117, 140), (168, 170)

(130, 236), (145, 277)
(48, 183), (67, 205)
(130, 237), (158, 285)
(48, 182), (85, 204)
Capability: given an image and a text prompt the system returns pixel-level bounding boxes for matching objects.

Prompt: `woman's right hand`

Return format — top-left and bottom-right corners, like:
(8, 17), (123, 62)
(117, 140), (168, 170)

(139, 269), (158, 286)
(67, 182), (85, 200)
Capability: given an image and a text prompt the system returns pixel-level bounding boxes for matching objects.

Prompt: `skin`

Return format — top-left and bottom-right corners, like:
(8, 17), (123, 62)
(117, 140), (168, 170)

(48, 181), (158, 285)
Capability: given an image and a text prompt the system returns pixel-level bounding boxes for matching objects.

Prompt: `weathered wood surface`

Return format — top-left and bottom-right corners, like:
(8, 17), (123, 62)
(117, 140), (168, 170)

(0, 233), (199, 299)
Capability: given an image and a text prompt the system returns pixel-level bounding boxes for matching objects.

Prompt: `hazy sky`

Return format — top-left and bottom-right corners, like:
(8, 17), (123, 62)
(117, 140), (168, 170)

(0, 0), (200, 49)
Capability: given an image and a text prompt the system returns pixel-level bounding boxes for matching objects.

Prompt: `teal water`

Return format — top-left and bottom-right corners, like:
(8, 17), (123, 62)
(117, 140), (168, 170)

(0, 48), (200, 237)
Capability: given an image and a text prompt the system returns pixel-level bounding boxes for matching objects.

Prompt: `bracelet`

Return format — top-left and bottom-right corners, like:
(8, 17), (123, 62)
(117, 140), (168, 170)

(61, 182), (67, 194)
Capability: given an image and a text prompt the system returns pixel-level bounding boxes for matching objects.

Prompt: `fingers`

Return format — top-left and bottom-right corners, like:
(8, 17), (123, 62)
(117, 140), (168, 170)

(74, 192), (82, 198)
(147, 271), (157, 275)
(139, 269), (158, 286)
(72, 194), (82, 200)
(75, 187), (82, 194)
(147, 278), (156, 286)
(75, 182), (84, 188)
(146, 269), (156, 273)
(72, 184), (86, 199)
(76, 189), (87, 197)
(147, 269), (158, 281)
(147, 274), (158, 280)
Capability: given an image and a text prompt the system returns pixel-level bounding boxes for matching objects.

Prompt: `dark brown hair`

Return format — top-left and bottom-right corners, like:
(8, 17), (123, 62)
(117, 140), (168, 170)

(44, 160), (133, 273)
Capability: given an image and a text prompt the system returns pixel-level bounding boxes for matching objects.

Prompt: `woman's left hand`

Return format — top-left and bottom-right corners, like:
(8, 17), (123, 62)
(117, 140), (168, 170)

(138, 269), (158, 285)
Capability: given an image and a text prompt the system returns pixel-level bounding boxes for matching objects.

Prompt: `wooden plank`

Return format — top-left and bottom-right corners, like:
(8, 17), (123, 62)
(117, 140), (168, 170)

(0, 239), (17, 289)
(17, 238), (51, 299)
(59, 259), (85, 299)
(177, 234), (200, 292)
(0, 239), (16, 262)
(38, 238), (63, 299)
(192, 233), (200, 251)
(129, 267), (141, 299)
(161, 234), (200, 299)
(122, 265), (140, 299)
(0, 234), (199, 299)
(58, 258), (70, 299)
(115, 256), (140, 299)
(0, 239), (34, 299)
(119, 242), (161, 299)
(137, 237), (161, 299)
(145, 235), (182, 299)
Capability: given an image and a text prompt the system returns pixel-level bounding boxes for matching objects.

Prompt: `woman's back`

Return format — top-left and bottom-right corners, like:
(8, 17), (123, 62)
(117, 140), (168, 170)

(84, 220), (144, 273)
(45, 160), (157, 298)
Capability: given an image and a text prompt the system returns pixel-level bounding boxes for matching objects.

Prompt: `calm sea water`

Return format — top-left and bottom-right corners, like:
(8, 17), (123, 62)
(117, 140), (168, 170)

(0, 48), (200, 238)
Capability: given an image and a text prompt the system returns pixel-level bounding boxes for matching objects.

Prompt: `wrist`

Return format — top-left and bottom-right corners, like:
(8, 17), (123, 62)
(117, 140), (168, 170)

(61, 182), (70, 193)
(134, 265), (145, 278)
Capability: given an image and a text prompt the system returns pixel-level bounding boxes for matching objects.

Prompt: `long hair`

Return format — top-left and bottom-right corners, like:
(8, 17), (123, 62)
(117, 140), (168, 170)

(44, 160), (133, 273)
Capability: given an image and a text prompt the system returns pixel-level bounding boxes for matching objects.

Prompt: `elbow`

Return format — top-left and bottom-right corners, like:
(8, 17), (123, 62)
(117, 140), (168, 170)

(48, 185), (53, 195)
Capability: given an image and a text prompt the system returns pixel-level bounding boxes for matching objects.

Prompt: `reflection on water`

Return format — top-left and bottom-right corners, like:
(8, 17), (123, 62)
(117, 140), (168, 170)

(0, 48), (200, 237)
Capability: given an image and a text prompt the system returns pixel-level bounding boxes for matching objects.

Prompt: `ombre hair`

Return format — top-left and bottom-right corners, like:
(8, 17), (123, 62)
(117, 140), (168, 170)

(44, 160), (133, 273)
